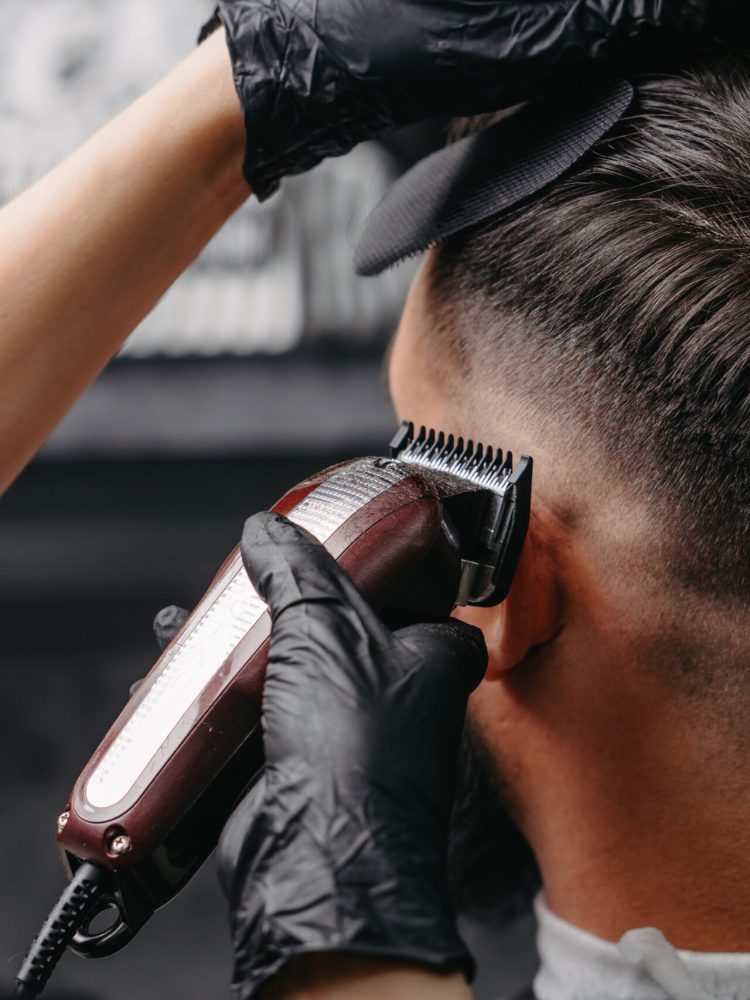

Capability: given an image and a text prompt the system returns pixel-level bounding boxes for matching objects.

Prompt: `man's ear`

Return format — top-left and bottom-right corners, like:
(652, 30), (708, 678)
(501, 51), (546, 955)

(453, 514), (562, 678)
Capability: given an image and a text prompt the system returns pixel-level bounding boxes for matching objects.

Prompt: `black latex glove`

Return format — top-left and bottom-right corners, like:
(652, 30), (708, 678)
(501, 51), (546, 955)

(210, 511), (488, 999)
(152, 604), (189, 652)
(130, 606), (189, 697)
(206, 0), (750, 198)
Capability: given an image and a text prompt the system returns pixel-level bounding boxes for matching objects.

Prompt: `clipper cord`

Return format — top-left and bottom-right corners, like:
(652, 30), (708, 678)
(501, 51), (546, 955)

(15, 862), (111, 998)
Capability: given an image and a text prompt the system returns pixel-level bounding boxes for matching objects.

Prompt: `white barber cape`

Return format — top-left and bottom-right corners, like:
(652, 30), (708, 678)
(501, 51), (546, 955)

(524, 894), (750, 1000)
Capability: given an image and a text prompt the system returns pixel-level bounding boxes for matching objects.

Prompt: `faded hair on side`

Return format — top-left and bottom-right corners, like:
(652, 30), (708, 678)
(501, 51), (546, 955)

(430, 54), (750, 601)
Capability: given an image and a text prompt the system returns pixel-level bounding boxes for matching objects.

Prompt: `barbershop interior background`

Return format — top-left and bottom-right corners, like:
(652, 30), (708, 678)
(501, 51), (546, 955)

(0, 3), (536, 997)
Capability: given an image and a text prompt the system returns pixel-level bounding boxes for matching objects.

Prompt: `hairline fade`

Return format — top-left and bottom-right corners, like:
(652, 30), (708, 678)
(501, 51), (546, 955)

(428, 53), (750, 605)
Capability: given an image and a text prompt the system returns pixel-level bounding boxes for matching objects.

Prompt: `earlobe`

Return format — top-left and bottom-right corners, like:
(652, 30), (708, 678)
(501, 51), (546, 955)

(453, 516), (562, 678)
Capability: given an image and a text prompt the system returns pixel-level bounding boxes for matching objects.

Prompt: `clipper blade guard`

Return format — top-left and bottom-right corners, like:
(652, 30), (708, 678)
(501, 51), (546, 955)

(17, 424), (533, 998)
(391, 422), (532, 606)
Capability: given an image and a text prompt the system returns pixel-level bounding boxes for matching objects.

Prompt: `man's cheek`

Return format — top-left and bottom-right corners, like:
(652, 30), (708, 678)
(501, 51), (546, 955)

(464, 678), (529, 830)
(465, 678), (508, 760)
(448, 703), (540, 914)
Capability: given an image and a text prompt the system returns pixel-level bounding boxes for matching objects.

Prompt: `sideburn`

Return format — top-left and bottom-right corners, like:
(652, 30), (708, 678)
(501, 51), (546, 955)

(448, 721), (540, 918)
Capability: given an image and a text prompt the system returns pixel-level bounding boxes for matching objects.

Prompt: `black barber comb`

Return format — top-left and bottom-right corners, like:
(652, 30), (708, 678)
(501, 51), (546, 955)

(354, 79), (634, 275)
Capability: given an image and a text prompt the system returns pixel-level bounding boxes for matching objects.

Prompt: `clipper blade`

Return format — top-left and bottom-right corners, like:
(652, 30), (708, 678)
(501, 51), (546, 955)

(390, 421), (533, 606)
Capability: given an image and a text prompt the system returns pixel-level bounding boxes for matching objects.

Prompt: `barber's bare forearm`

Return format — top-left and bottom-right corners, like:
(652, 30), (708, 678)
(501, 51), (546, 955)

(0, 29), (247, 493)
(262, 954), (472, 1000)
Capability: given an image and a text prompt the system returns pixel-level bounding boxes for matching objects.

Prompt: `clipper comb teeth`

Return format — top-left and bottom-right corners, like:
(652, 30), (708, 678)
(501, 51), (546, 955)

(390, 424), (513, 491)
(390, 421), (533, 606)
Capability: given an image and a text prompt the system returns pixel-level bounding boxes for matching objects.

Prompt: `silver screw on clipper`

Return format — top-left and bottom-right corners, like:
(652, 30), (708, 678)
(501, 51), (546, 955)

(108, 833), (132, 856)
(57, 811), (70, 833)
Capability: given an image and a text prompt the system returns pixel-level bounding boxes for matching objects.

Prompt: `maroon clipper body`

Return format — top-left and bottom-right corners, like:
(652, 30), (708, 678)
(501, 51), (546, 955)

(53, 423), (532, 959)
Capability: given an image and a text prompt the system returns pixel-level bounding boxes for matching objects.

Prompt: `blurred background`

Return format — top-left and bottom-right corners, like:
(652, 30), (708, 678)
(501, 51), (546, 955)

(0, 3), (537, 997)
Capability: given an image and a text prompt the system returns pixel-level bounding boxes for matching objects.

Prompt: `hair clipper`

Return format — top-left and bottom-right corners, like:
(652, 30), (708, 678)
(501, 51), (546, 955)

(14, 422), (531, 998)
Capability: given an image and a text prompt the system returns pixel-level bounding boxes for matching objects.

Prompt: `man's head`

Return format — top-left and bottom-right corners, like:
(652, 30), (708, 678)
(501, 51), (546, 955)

(388, 54), (750, 946)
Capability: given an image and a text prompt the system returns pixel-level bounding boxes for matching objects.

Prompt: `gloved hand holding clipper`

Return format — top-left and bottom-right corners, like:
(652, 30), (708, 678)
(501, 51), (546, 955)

(158, 511), (488, 999)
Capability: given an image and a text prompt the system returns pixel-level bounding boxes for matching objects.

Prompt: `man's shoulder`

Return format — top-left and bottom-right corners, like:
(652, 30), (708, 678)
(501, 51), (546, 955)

(497, 989), (536, 1000)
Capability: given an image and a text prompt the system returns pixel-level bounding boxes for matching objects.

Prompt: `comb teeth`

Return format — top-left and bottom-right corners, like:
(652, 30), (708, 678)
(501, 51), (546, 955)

(397, 425), (513, 492)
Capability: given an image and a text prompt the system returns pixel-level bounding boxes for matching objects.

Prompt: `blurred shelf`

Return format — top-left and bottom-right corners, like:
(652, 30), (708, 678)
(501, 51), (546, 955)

(3, 356), (396, 600)
(39, 355), (394, 460)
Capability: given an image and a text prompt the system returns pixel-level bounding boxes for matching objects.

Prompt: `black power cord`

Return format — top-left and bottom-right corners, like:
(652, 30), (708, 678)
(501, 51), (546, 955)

(14, 984), (38, 999)
(14, 863), (111, 998)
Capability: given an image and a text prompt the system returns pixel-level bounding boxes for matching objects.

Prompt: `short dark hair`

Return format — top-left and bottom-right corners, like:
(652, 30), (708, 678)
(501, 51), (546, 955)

(430, 54), (750, 604)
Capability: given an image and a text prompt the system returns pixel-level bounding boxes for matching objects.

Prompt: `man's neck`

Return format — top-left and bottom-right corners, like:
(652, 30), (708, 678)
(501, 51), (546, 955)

(526, 710), (750, 951)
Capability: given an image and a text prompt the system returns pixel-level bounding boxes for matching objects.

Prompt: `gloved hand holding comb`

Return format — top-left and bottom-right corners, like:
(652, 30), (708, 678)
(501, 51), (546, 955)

(206, 0), (750, 198)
